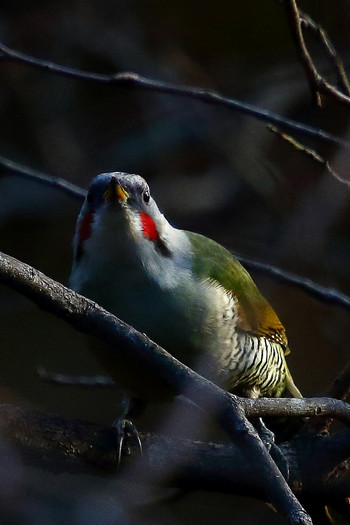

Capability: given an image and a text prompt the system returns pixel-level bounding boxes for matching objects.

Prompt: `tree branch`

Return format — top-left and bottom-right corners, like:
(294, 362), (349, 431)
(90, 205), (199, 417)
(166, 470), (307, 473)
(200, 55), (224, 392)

(0, 40), (348, 150)
(0, 250), (315, 524)
(267, 124), (350, 187)
(237, 254), (350, 312)
(0, 154), (85, 200)
(284, 0), (350, 107)
(37, 367), (350, 430)
(1, 403), (350, 511)
(299, 9), (350, 97)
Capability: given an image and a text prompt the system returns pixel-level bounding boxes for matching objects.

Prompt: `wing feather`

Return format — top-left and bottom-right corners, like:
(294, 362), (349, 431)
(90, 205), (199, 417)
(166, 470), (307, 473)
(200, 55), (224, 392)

(187, 231), (288, 352)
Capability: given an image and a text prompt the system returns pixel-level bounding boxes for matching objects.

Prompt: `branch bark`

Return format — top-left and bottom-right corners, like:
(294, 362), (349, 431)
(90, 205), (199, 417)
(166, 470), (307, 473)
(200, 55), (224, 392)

(0, 250), (315, 524)
(0, 404), (349, 509)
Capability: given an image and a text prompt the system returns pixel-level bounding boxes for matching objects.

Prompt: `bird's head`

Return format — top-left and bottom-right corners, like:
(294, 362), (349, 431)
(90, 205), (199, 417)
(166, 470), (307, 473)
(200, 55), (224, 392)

(73, 172), (169, 262)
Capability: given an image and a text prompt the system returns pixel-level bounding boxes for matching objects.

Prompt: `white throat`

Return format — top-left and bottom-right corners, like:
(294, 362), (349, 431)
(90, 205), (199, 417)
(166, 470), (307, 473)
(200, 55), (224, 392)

(71, 204), (193, 294)
(124, 207), (193, 290)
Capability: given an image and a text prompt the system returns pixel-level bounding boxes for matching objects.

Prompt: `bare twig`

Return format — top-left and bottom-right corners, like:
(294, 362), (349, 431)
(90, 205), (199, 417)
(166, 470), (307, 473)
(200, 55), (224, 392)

(267, 124), (350, 186)
(0, 250), (312, 524)
(284, 0), (350, 107)
(0, 40), (348, 150)
(0, 154), (85, 199)
(237, 254), (350, 311)
(299, 9), (350, 96)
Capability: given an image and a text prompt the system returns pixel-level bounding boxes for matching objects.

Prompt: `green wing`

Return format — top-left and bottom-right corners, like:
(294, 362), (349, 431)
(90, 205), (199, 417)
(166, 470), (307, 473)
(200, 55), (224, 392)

(187, 231), (288, 351)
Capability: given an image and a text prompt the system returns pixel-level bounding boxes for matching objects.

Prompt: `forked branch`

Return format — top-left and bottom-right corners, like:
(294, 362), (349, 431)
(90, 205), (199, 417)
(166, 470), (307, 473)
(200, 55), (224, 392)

(0, 250), (315, 524)
(284, 0), (350, 107)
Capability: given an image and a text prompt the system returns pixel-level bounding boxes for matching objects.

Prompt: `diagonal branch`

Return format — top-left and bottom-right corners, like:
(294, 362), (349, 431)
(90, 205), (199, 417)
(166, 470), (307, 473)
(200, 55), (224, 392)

(0, 40), (348, 150)
(0, 250), (312, 524)
(237, 254), (350, 311)
(267, 124), (350, 187)
(0, 154), (85, 200)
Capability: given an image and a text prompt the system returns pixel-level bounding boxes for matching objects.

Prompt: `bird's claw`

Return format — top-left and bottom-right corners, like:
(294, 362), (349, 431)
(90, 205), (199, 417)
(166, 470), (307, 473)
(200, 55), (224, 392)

(254, 418), (289, 479)
(113, 418), (143, 467)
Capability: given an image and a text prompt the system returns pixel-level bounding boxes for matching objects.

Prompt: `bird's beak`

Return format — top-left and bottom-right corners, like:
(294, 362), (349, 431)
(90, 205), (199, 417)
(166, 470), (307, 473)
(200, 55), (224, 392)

(103, 177), (129, 203)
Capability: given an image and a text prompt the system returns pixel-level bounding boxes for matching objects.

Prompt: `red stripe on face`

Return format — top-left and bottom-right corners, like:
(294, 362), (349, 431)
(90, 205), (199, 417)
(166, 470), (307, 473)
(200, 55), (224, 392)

(76, 210), (95, 260)
(140, 211), (159, 242)
(79, 210), (95, 242)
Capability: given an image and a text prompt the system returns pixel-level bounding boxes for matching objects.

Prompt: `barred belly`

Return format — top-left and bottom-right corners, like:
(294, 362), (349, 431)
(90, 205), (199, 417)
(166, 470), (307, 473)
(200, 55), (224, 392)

(223, 333), (287, 397)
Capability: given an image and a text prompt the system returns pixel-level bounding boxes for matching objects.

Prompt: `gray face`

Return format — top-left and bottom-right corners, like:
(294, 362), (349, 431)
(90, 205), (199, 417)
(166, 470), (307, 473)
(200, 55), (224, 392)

(85, 172), (152, 212)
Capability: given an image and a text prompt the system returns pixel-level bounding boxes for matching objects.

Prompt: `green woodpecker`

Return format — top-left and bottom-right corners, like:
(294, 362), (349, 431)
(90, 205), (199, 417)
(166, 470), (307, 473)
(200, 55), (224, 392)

(70, 172), (301, 426)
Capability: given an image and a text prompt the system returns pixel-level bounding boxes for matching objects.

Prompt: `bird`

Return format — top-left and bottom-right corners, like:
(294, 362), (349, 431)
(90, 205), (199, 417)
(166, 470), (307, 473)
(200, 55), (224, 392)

(70, 172), (301, 452)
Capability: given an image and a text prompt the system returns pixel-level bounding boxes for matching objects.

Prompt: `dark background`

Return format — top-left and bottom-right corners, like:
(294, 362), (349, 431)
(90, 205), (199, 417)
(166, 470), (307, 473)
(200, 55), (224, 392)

(1, 1), (350, 523)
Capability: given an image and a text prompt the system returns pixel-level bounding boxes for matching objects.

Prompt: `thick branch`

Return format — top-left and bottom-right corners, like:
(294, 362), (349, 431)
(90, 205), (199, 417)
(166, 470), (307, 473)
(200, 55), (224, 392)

(1, 404), (350, 506)
(0, 40), (348, 150)
(0, 251), (313, 524)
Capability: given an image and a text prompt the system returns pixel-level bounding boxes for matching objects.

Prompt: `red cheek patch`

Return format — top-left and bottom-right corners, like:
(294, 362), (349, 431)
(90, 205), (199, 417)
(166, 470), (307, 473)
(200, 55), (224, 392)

(140, 211), (159, 242)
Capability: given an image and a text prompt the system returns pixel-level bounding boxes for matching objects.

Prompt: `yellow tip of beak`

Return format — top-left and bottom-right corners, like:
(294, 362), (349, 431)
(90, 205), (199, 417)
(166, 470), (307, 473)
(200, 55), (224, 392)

(117, 185), (129, 202)
(104, 178), (129, 203)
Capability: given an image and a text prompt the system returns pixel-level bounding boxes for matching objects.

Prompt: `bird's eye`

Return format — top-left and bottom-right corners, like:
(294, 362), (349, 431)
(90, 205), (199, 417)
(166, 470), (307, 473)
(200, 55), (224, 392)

(143, 189), (150, 204)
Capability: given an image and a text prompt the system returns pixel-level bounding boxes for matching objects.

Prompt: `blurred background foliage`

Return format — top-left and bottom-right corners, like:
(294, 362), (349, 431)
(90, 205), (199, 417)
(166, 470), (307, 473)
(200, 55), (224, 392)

(1, 1), (350, 523)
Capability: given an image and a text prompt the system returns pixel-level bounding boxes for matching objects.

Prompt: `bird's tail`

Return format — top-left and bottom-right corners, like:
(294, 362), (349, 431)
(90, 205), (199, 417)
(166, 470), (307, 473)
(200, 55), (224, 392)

(266, 365), (303, 442)
(285, 368), (302, 398)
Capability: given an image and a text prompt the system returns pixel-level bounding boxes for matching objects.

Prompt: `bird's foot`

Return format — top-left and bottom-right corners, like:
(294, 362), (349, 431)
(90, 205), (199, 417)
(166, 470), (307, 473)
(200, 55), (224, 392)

(113, 417), (143, 467)
(254, 417), (275, 450)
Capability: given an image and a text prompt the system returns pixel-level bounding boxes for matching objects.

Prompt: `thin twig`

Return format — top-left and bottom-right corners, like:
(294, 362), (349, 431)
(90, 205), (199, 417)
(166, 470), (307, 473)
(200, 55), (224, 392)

(284, 0), (350, 107)
(237, 254), (350, 310)
(0, 40), (348, 150)
(267, 124), (350, 186)
(0, 250), (312, 524)
(299, 10), (350, 96)
(0, 154), (85, 199)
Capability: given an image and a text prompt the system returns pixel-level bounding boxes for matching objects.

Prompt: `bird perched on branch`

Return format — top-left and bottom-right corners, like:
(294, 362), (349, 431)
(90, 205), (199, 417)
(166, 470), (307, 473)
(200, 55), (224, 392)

(70, 172), (301, 449)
